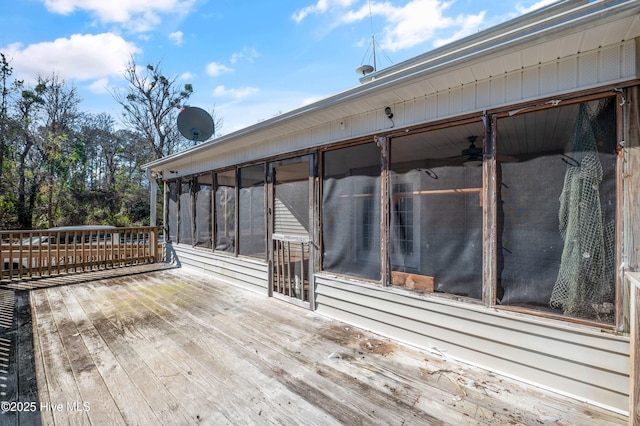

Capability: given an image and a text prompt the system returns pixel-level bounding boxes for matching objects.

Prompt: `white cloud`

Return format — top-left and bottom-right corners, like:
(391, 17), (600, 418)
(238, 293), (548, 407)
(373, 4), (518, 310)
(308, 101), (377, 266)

(381, 1), (454, 51)
(87, 77), (111, 94)
(515, 0), (557, 15)
(41, 0), (197, 32)
(357, 0), (484, 52)
(212, 89), (328, 133)
(230, 47), (260, 64)
(213, 85), (259, 100)
(292, 0), (358, 23)
(293, 0), (488, 52)
(179, 71), (195, 80)
(294, 0), (559, 53)
(482, 0), (558, 29)
(433, 11), (486, 48)
(169, 31), (184, 46)
(205, 62), (233, 77)
(1, 33), (140, 82)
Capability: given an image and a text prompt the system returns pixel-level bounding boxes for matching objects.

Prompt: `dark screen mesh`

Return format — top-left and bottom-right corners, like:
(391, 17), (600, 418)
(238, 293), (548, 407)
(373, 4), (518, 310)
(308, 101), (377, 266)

(215, 170), (236, 253)
(322, 143), (381, 281)
(194, 174), (213, 249)
(239, 165), (266, 258)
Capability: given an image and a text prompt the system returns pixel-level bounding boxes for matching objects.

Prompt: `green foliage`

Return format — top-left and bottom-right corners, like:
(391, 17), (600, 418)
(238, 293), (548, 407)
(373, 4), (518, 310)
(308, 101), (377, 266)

(0, 58), (213, 230)
(0, 194), (17, 228)
(0, 75), (145, 229)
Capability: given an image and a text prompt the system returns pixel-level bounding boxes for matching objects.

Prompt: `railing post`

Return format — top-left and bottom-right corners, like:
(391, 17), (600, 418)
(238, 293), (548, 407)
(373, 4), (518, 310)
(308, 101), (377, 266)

(150, 227), (157, 262)
(628, 272), (640, 426)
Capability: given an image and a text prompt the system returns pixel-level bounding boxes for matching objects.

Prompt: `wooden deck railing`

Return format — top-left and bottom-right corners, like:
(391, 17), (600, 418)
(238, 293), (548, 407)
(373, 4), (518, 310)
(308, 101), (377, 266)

(272, 233), (310, 304)
(628, 272), (640, 426)
(1, 226), (161, 282)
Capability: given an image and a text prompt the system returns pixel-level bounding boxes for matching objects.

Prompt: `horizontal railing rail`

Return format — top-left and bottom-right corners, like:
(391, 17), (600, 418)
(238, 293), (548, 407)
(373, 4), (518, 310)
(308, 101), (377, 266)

(1, 226), (161, 282)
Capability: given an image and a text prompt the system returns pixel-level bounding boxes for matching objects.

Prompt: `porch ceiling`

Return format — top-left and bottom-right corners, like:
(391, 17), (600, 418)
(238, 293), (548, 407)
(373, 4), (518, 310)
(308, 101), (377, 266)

(391, 101), (584, 161)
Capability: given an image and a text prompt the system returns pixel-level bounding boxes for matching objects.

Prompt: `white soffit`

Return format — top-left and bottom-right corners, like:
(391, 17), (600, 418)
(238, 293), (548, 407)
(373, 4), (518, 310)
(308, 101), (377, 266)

(146, 0), (640, 172)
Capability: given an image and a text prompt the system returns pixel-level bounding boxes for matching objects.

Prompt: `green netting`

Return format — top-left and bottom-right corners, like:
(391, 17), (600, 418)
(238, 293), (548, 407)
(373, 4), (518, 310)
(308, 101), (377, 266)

(550, 99), (615, 319)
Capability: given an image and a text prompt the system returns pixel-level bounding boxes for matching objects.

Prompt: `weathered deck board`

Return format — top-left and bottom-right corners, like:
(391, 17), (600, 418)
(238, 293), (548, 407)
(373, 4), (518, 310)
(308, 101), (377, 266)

(118, 275), (428, 425)
(95, 276), (349, 425)
(61, 286), (197, 426)
(31, 290), (92, 425)
(27, 265), (627, 425)
(56, 285), (162, 425)
(136, 273), (481, 424)
(78, 283), (254, 424)
(46, 288), (126, 424)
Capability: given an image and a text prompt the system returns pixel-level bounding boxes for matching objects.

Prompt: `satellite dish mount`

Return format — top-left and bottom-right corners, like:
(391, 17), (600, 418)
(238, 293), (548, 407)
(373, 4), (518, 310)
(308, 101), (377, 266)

(356, 0), (392, 78)
(356, 34), (377, 77)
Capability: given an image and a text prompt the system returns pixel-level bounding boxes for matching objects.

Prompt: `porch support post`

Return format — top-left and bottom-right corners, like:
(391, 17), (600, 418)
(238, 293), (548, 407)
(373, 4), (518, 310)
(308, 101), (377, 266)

(482, 114), (497, 306)
(376, 135), (390, 286)
(628, 272), (640, 425)
(146, 168), (157, 227)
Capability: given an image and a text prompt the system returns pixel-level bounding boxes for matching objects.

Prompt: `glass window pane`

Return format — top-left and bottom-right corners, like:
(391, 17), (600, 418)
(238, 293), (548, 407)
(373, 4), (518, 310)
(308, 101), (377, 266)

(239, 164), (266, 258)
(497, 97), (617, 323)
(195, 174), (213, 248)
(179, 180), (193, 245)
(215, 170), (236, 253)
(322, 143), (380, 281)
(390, 123), (484, 298)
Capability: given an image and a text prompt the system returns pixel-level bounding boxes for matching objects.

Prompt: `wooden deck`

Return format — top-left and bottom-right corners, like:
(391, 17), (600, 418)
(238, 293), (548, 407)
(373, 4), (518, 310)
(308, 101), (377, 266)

(1, 264), (628, 425)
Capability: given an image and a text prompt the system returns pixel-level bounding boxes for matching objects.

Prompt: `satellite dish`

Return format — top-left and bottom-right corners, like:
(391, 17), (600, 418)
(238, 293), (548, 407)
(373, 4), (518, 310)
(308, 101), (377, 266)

(356, 64), (374, 76)
(177, 106), (214, 143)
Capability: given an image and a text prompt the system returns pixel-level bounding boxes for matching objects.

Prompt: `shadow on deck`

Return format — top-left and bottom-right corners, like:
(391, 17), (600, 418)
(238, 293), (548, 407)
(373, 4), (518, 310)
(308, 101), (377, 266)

(0, 289), (40, 426)
(0, 263), (630, 425)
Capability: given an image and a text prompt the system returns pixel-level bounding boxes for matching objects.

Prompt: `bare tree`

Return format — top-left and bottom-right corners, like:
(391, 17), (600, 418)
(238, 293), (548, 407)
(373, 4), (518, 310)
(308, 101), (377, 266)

(0, 54), (12, 189)
(0, 54), (16, 227)
(38, 74), (82, 227)
(12, 80), (46, 229)
(78, 113), (121, 191)
(208, 105), (224, 139)
(114, 59), (193, 158)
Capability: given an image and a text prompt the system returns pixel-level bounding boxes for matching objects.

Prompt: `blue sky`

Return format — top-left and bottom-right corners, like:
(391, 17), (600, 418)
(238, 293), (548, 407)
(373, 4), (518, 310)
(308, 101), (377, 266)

(0, 0), (556, 134)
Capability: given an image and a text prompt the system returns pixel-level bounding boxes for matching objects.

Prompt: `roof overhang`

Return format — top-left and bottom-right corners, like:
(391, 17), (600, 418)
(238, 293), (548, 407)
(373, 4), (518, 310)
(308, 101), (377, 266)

(145, 0), (640, 172)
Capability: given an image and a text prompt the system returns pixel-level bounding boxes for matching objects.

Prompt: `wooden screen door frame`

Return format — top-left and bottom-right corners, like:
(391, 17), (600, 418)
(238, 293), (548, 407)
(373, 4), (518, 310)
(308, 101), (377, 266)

(267, 154), (316, 310)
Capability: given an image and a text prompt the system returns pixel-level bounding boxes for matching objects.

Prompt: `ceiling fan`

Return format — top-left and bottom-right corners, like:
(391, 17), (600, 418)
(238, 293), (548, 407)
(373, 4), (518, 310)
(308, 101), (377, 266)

(461, 135), (483, 167)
